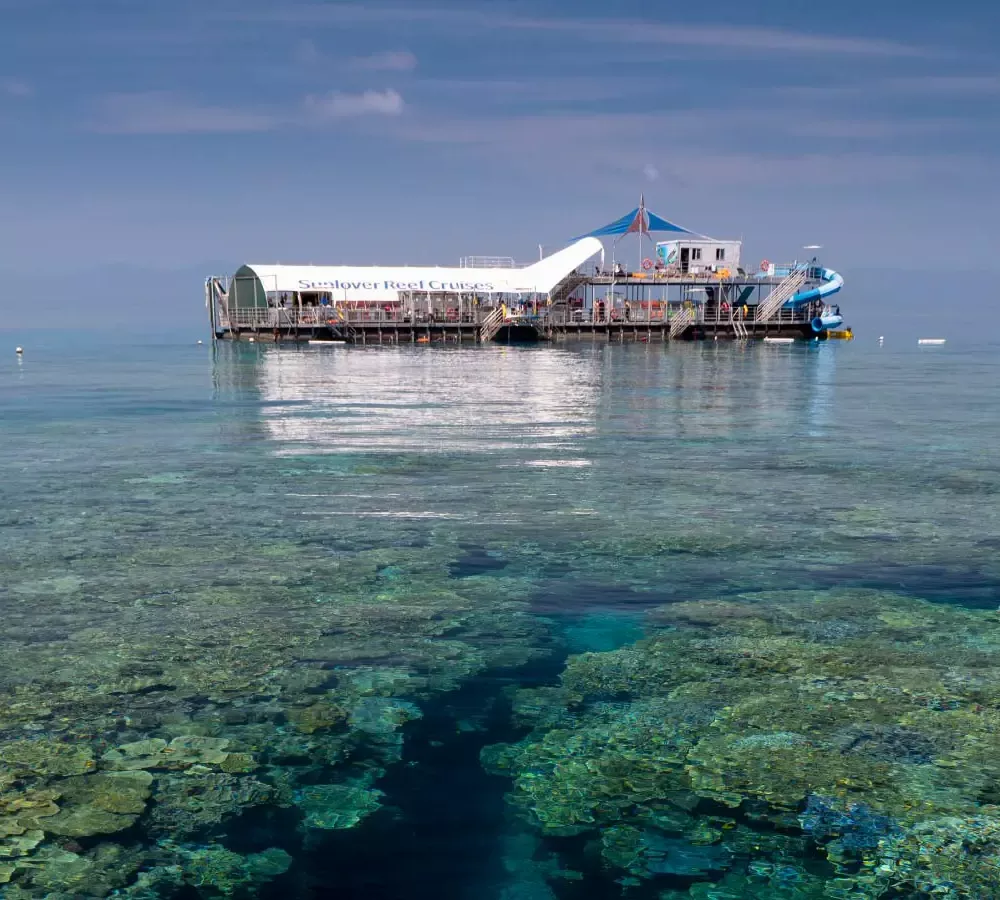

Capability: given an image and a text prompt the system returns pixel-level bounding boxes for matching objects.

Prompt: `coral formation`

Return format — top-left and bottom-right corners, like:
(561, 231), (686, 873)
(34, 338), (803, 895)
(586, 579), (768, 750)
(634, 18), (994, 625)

(295, 777), (384, 830)
(0, 537), (551, 896)
(6, 345), (1000, 897)
(484, 589), (1000, 897)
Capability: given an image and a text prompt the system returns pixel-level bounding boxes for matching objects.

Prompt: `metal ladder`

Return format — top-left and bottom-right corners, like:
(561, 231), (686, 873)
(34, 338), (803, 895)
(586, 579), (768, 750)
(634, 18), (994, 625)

(210, 277), (231, 329)
(669, 307), (695, 338)
(754, 267), (810, 322)
(731, 314), (748, 339)
(479, 307), (505, 343)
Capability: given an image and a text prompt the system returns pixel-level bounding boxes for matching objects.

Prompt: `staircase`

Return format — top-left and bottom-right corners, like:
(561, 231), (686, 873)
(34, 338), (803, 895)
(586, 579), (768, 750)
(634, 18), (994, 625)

(669, 307), (695, 338)
(754, 267), (809, 322)
(548, 272), (589, 305)
(210, 278), (231, 328)
(338, 323), (359, 343)
(479, 307), (505, 343)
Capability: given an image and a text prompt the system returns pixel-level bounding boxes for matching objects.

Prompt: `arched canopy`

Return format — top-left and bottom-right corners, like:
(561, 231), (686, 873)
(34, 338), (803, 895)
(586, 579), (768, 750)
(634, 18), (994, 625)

(229, 238), (603, 308)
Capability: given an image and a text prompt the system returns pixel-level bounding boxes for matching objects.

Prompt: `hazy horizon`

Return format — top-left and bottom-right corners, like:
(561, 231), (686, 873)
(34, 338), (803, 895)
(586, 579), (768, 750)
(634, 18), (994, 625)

(2, 0), (998, 340)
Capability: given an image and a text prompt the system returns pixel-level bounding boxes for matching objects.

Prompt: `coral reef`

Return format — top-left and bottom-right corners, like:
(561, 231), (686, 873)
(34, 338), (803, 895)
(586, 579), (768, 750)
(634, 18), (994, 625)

(6, 344), (1000, 898)
(0, 538), (552, 897)
(484, 589), (1000, 897)
(295, 777), (384, 831)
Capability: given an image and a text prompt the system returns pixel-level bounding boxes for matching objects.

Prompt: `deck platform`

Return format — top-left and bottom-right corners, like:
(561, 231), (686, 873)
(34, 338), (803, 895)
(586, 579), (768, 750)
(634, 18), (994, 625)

(210, 268), (839, 345)
(219, 316), (820, 345)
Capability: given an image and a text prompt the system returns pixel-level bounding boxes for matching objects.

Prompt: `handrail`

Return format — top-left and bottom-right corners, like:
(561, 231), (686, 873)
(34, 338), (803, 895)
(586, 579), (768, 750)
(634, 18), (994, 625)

(754, 268), (810, 322)
(459, 256), (518, 268)
(220, 301), (814, 335)
(669, 307), (695, 337)
(478, 307), (505, 343)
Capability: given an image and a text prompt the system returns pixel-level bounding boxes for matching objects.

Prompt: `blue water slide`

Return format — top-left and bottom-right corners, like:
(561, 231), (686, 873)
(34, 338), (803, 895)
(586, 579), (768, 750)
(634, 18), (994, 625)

(811, 314), (844, 333)
(787, 268), (844, 308)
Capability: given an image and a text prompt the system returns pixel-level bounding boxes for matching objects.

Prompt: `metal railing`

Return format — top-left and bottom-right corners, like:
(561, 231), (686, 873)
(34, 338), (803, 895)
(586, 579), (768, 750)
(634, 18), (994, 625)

(670, 307), (696, 337)
(479, 307), (505, 342)
(220, 301), (814, 335)
(754, 267), (810, 321)
(700, 306), (810, 326)
(227, 308), (303, 329)
(225, 307), (487, 329)
(459, 256), (518, 268)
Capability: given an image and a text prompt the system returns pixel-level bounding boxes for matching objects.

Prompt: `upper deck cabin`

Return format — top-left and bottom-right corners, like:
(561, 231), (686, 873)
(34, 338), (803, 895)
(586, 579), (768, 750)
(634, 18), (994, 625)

(656, 239), (743, 275)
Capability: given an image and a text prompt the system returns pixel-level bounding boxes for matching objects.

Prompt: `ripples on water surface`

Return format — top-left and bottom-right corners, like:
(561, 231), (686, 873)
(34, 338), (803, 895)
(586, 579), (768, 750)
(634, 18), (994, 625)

(2, 338), (1000, 899)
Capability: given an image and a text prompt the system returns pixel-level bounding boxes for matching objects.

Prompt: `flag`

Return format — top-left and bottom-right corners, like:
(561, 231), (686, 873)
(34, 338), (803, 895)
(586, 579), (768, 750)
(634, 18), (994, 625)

(625, 194), (648, 236)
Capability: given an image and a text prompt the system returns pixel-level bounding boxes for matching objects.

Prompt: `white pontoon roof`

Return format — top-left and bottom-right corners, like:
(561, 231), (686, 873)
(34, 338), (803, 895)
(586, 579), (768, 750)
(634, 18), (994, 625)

(238, 237), (602, 300)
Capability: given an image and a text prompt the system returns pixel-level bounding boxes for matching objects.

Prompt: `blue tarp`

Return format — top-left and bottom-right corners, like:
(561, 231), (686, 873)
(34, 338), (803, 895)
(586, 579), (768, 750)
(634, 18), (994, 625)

(572, 205), (693, 241)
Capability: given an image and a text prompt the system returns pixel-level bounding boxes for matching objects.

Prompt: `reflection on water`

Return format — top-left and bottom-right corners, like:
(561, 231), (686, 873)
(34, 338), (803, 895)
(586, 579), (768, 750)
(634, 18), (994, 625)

(256, 346), (600, 454)
(249, 341), (839, 458)
(2, 338), (1000, 899)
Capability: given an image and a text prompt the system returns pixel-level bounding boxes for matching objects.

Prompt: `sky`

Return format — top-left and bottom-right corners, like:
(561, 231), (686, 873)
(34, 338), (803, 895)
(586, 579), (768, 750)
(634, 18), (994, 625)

(1, 0), (998, 332)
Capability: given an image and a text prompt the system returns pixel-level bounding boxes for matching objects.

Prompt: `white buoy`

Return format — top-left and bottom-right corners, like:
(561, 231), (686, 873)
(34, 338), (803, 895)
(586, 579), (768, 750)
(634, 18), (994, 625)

(15, 347), (23, 355)
(197, 339), (203, 345)
(248, 337), (255, 343)
(878, 335), (884, 345)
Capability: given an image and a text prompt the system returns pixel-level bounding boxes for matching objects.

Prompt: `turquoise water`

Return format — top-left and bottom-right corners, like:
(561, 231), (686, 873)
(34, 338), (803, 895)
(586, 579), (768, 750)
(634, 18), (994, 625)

(2, 336), (1000, 899)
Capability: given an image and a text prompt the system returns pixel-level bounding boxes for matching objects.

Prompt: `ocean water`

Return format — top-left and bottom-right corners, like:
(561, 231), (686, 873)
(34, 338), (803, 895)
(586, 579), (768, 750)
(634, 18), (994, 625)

(2, 335), (1000, 899)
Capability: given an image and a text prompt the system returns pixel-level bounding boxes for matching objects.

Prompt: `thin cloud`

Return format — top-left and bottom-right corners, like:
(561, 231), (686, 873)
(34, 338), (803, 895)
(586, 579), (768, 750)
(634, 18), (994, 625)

(229, 4), (926, 58)
(787, 118), (972, 140)
(413, 75), (642, 105)
(884, 74), (1000, 94)
(386, 108), (991, 186)
(772, 73), (1000, 102)
(0, 77), (33, 98)
(92, 91), (276, 134)
(304, 88), (404, 118)
(508, 17), (926, 58)
(349, 50), (417, 72)
(643, 164), (660, 182)
(90, 88), (406, 134)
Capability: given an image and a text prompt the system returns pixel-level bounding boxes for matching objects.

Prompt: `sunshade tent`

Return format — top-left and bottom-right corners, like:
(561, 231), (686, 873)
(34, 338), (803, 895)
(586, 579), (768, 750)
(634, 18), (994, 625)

(571, 196), (700, 274)
(571, 200), (693, 241)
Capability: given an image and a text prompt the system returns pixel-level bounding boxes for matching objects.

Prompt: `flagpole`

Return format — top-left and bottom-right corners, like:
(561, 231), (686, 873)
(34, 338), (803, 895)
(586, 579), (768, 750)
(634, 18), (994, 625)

(638, 192), (646, 275)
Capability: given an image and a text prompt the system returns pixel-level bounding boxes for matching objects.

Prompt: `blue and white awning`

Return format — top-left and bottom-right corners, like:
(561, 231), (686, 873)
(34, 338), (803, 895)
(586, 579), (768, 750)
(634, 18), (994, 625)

(572, 195), (694, 241)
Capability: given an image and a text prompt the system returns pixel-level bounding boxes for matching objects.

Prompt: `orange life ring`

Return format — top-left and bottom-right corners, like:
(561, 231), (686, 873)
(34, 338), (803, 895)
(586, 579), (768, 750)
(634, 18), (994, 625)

(642, 258), (654, 270)
(760, 259), (770, 272)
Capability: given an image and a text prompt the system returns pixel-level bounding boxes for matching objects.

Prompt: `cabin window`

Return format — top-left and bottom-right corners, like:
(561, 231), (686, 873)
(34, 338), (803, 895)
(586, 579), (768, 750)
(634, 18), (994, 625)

(691, 248), (702, 261)
(716, 248), (726, 261)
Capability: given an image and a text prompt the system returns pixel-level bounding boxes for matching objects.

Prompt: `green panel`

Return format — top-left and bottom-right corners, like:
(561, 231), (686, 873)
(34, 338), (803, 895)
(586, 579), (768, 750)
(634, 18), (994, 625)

(231, 266), (268, 308)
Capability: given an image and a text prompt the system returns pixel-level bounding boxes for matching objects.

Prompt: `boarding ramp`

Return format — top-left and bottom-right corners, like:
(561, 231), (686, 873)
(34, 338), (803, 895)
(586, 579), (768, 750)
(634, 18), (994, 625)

(754, 267), (810, 322)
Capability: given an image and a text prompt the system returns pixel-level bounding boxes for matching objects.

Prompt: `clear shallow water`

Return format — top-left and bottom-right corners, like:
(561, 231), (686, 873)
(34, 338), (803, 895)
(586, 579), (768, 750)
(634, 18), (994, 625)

(2, 337), (1000, 899)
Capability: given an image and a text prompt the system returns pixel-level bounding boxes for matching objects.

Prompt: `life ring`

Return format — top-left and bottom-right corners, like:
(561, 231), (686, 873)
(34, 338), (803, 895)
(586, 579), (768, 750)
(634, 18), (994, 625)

(760, 259), (770, 272)
(642, 258), (653, 270)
